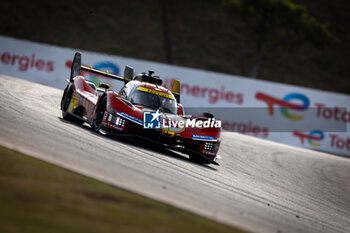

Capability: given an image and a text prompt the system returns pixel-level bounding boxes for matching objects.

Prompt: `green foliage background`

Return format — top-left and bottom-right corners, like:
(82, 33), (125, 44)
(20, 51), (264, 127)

(0, 0), (349, 93)
(222, 0), (336, 78)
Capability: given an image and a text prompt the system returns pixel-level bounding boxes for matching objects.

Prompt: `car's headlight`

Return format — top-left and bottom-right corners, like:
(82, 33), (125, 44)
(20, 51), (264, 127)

(204, 142), (219, 151)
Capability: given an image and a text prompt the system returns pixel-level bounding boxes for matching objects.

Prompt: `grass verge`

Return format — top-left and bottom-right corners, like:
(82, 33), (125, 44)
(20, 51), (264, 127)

(0, 145), (244, 233)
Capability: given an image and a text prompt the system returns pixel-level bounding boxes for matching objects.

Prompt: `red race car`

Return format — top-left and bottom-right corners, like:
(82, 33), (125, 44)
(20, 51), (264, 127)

(61, 53), (222, 165)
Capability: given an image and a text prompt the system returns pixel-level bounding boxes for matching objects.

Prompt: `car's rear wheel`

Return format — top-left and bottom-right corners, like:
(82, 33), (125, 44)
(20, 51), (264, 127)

(61, 85), (74, 120)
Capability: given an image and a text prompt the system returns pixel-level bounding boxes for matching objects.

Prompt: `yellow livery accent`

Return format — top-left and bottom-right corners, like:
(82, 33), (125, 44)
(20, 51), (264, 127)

(137, 87), (175, 99)
(161, 129), (175, 138)
(171, 79), (180, 95)
(68, 92), (79, 113)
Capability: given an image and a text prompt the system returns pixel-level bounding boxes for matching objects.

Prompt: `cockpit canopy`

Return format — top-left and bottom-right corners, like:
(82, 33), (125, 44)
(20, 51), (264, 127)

(130, 87), (177, 114)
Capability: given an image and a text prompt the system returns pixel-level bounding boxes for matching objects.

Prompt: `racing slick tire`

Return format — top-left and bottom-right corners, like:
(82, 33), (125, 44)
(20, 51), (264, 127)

(60, 84), (84, 125)
(93, 95), (107, 133)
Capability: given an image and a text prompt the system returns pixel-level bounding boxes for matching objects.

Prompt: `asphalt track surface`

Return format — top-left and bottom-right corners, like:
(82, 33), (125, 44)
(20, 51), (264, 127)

(0, 75), (349, 233)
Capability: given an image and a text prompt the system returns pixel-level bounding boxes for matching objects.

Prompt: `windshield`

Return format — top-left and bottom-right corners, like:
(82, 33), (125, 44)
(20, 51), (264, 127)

(131, 89), (177, 114)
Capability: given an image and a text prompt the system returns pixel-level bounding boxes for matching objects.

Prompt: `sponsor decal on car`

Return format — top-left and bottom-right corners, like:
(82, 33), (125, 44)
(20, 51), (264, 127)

(117, 110), (143, 125)
(137, 86), (175, 99)
(191, 135), (216, 141)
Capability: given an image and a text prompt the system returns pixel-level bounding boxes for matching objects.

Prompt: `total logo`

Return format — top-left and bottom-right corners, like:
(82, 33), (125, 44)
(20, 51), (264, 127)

(256, 92), (310, 120)
(65, 60), (120, 87)
(293, 130), (325, 147)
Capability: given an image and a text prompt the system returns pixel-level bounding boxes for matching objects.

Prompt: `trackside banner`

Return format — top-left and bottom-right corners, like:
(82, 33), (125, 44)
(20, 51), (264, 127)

(0, 35), (349, 156)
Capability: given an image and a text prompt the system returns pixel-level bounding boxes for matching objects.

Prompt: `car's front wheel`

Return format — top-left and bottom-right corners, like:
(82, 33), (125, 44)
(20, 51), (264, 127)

(61, 85), (75, 121)
(94, 96), (107, 133)
(61, 84), (84, 124)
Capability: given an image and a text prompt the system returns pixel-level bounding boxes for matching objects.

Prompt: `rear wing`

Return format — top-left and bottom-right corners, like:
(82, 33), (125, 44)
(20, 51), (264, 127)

(69, 52), (133, 83)
(69, 52), (181, 102)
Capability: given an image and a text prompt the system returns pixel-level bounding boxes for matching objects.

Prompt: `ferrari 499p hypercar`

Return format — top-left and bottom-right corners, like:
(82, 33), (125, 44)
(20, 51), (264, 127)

(61, 53), (222, 165)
